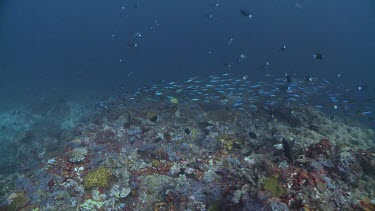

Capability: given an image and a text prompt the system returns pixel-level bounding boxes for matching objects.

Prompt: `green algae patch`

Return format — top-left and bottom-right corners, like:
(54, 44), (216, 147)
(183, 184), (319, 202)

(208, 200), (224, 211)
(151, 159), (163, 168)
(263, 176), (286, 197)
(84, 166), (111, 189)
(3, 192), (30, 211)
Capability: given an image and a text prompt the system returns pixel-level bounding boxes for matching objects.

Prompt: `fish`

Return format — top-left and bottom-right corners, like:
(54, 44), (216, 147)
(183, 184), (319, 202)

(357, 84), (368, 91)
(361, 111), (372, 115)
(305, 76), (313, 82)
(129, 43), (138, 48)
(313, 53), (323, 60)
(239, 54), (247, 59)
(127, 73), (374, 123)
(205, 13), (213, 19)
(209, 3), (220, 7)
(285, 73), (292, 84)
(227, 37), (234, 45)
(224, 63), (232, 68)
(240, 9), (253, 18)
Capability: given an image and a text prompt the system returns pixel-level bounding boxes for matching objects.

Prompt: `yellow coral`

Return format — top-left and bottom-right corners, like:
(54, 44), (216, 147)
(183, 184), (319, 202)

(145, 112), (156, 118)
(169, 97), (179, 104)
(84, 166), (111, 189)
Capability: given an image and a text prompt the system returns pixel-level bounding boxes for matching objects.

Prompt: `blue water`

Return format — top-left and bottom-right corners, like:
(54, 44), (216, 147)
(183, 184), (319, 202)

(1, 0), (375, 109)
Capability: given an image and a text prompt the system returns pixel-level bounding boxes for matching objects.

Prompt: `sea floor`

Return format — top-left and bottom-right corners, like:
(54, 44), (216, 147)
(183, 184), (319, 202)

(0, 93), (375, 211)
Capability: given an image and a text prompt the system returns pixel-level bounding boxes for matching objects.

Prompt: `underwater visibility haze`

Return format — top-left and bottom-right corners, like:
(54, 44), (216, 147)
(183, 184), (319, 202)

(0, 0), (375, 210)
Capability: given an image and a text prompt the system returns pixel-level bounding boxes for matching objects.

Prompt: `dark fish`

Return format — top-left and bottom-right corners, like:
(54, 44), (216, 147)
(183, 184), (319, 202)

(285, 73), (292, 84)
(129, 43), (138, 48)
(224, 63), (232, 68)
(150, 115), (158, 122)
(313, 53), (323, 60)
(240, 9), (253, 18)
(233, 142), (242, 149)
(227, 37), (234, 46)
(305, 76), (313, 82)
(282, 138), (293, 161)
(248, 131), (257, 139)
(280, 45), (287, 51)
(209, 3), (220, 7)
(184, 128), (191, 135)
(357, 84), (368, 91)
(205, 13), (213, 19)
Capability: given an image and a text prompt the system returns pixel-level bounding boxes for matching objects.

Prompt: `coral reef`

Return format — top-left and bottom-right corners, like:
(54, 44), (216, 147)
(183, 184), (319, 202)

(0, 98), (374, 210)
